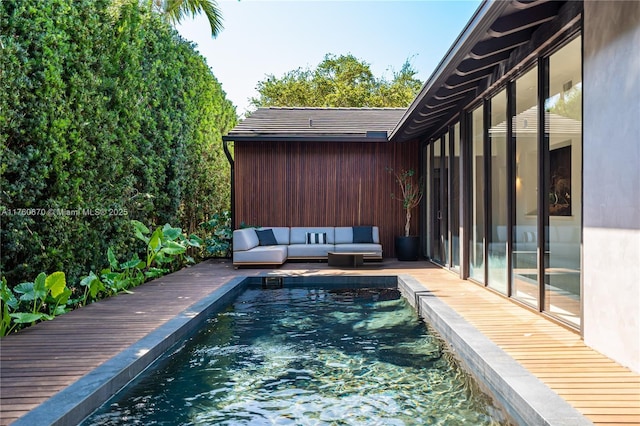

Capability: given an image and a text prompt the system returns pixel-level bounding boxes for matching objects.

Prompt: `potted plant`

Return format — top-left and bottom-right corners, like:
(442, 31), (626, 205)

(389, 168), (423, 261)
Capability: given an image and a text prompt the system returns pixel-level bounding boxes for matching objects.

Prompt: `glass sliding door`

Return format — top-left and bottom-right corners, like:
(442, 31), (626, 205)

(423, 143), (431, 259)
(469, 106), (485, 283)
(431, 138), (442, 263)
(488, 89), (508, 294)
(451, 123), (461, 271)
(512, 67), (539, 307)
(544, 36), (582, 327)
(442, 133), (450, 266)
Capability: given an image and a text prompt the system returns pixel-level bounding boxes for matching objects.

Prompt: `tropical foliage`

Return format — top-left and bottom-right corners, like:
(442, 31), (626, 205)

(153, 0), (224, 37)
(0, 0), (237, 287)
(251, 53), (423, 108)
(1, 220), (202, 336)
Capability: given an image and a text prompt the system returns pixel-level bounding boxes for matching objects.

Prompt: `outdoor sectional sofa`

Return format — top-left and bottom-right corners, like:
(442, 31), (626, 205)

(232, 226), (382, 267)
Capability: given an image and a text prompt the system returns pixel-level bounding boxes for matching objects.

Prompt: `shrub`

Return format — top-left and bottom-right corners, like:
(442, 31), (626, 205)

(0, 0), (236, 288)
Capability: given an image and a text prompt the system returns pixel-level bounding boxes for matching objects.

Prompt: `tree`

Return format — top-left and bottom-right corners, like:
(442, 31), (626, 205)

(251, 54), (423, 109)
(155, 0), (223, 37)
(108, 0), (222, 37)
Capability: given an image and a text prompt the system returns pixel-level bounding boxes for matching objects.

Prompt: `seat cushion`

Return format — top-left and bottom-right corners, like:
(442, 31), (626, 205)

(233, 245), (287, 264)
(288, 244), (334, 258)
(333, 244), (382, 258)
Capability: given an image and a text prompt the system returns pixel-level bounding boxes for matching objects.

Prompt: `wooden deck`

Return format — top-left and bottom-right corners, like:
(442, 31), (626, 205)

(1, 259), (639, 425)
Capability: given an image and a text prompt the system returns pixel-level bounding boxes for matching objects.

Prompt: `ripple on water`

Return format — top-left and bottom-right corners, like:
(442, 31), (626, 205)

(82, 287), (509, 426)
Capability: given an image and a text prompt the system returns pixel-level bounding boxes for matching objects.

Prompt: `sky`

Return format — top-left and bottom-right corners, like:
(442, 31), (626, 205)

(176, 0), (482, 117)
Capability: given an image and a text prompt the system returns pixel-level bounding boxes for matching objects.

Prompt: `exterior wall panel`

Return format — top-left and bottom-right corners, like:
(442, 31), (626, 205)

(583, 0), (640, 373)
(234, 140), (421, 258)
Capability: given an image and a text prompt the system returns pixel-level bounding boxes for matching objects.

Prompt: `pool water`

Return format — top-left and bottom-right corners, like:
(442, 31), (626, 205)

(82, 286), (509, 425)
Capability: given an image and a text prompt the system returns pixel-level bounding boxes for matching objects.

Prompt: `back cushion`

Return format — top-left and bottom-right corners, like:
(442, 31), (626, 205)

(334, 227), (352, 244)
(263, 227), (290, 245)
(290, 227), (335, 244)
(233, 228), (259, 251)
(371, 227), (380, 243)
(334, 226), (380, 244)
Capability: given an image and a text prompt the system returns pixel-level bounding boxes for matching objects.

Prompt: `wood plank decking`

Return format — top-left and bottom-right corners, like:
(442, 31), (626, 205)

(1, 259), (639, 425)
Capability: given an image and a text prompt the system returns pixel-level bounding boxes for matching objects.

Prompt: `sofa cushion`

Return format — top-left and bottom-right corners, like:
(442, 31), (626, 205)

(335, 226), (380, 244)
(269, 227), (291, 245)
(290, 227), (335, 244)
(333, 243), (382, 258)
(306, 232), (327, 244)
(288, 244), (333, 258)
(353, 226), (373, 243)
(233, 245), (287, 264)
(256, 228), (278, 246)
(334, 227), (352, 244)
(233, 228), (259, 251)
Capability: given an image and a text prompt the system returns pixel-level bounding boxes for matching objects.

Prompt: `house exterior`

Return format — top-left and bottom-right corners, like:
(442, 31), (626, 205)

(223, 0), (640, 373)
(224, 107), (420, 257)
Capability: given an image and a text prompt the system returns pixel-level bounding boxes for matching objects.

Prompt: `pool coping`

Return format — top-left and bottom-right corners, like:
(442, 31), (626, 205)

(397, 274), (593, 426)
(11, 277), (249, 426)
(13, 273), (593, 426)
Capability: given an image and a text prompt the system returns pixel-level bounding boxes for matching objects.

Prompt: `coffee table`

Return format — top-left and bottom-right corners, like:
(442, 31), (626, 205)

(327, 252), (368, 267)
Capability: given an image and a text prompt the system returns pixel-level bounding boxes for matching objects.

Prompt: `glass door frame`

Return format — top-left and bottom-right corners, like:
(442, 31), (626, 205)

(426, 123), (462, 270)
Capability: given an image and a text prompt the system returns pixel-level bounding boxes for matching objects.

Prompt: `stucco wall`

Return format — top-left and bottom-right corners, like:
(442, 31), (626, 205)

(583, 1), (640, 373)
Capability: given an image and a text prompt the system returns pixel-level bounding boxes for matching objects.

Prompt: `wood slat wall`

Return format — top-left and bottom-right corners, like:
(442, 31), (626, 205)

(234, 140), (421, 257)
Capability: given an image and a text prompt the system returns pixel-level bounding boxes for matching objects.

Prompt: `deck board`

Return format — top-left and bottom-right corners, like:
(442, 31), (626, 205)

(1, 259), (638, 425)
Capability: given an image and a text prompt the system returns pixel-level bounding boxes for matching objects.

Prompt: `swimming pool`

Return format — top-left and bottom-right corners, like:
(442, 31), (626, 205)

(81, 282), (509, 425)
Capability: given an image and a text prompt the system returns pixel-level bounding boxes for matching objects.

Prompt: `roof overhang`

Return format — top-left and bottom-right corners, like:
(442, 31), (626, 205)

(390, 0), (580, 143)
(222, 134), (390, 143)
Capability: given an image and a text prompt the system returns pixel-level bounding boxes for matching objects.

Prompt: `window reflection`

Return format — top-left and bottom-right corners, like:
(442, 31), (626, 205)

(512, 67), (539, 307)
(544, 36), (582, 327)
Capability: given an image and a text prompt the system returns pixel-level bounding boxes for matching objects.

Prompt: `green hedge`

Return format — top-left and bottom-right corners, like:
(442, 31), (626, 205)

(0, 0), (236, 287)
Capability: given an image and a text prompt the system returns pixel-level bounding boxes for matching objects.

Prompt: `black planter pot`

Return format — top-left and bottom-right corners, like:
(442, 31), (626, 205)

(395, 236), (419, 261)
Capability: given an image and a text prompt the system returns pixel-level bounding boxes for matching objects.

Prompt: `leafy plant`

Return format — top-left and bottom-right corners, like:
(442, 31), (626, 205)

(201, 211), (232, 258)
(389, 168), (424, 237)
(131, 220), (203, 271)
(1, 220), (204, 337)
(200, 212), (258, 258)
(1, 277), (19, 336)
(1, 272), (71, 336)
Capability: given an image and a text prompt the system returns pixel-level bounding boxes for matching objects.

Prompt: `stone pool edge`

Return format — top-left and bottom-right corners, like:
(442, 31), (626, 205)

(397, 274), (593, 426)
(14, 273), (593, 426)
(11, 277), (248, 426)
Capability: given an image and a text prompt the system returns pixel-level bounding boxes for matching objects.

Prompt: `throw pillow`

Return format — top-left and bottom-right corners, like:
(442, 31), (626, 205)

(306, 232), (327, 244)
(352, 226), (373, 243)
(255, 228), (278, 246)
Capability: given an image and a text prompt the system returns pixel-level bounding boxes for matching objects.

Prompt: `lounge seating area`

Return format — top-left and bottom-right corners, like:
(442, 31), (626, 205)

(232, 226), (383, 267)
